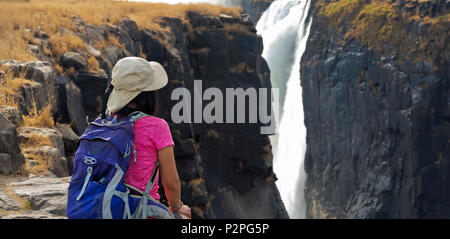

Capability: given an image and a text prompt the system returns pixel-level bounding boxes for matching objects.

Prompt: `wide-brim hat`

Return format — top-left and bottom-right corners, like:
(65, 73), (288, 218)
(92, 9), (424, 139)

(107, 57), (168, 113)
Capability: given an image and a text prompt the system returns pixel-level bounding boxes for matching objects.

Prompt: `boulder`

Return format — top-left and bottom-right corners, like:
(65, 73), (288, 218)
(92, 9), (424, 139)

(0, 175), (70, 218)
(61, 52), (88, 72)
(17, 127), (69, 177)
(18, 80), (47, 115)
(0, 105), (22, 127)
(98, 45), (128, 78)
(0, 153), (14, 175)
(22, 146), (69, 178)
(55, 123), (79, 155)
(85, 24), (105, 45)
(65, 80), (88, 135)
(73, 72), (109, 121)
(23, 61), (56, 98)
(18, 127), (65, 155)
(0, 61), (56, 114)
(0, 114), (25, 175)
(117, 18), (141, 56)
(0, 188), (21, 211)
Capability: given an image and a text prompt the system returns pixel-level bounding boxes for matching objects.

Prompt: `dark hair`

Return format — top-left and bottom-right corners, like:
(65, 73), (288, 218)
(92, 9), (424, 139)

(117, 91), (157, 117)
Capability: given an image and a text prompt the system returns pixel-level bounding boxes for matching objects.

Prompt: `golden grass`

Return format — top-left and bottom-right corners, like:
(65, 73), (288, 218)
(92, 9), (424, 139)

(87, 56), (101, 74)
(19, 133), (53, 150)
(0, 0), (242, 61)
(48, 32), (86, 59)
(0, 184), (33, 214)
(22, 103), (55, 129)
(0, 70), (32, 107)
(94, 33), (125, 50)
(20, 152), (51, 176)
(317, 0), (449, 63)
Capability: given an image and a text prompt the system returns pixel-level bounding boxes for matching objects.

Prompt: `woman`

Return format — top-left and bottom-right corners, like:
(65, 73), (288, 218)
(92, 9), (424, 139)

(106, 56), (191, 219)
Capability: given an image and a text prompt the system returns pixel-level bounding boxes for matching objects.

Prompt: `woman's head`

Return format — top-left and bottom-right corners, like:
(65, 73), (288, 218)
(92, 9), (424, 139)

(117, 91), (157, 116)
(106, 56), (168, 115)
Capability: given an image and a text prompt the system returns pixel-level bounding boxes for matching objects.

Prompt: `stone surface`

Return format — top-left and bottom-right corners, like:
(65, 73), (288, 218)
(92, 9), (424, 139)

(61, 52), (88, 72)
(0, 175), (69, 219)
(65, 80), (88, 135)
(0, 189), (21, 211)
(1, 12), (287, 219)
(301, 0), (450, 218)
(18, 127), (65, 156)
(0, 114), (25, 175)
(0, 106), (22, 127)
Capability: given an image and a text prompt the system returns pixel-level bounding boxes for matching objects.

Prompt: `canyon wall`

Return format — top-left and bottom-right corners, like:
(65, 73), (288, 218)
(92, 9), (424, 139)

(301, 0), (449, 218)
(0, 10), (288, 218)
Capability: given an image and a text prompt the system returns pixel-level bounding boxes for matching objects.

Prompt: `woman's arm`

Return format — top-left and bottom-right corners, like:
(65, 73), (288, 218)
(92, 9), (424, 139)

(158, 146), (191, 218)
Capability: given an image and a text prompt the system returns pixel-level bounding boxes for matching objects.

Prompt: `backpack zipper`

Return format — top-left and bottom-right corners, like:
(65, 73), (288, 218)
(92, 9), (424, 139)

(76, 166), (93, 200)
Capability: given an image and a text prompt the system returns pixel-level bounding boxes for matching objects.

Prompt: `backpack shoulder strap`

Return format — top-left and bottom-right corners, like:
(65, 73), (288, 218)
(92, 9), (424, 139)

(129, 111), (149, 124)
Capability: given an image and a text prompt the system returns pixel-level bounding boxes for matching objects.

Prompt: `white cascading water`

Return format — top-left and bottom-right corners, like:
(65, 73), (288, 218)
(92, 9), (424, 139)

(132, 0), (313, 219)
(256, 0), (312, 219)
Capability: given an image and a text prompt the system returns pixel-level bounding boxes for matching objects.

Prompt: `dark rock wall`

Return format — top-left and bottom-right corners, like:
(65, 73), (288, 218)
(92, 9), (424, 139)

(301, 0), (449, 218)
(1, 11), (287, 219)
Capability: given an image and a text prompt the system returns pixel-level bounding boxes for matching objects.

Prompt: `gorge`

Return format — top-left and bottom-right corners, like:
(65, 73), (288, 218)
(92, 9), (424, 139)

(1, 0), (449, 219)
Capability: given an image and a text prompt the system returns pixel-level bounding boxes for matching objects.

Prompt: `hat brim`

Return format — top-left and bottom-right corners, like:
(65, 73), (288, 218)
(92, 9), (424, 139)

(107, 88), (141, 113)
(143, 61), (168, 92)
(107, 61), (168, 113)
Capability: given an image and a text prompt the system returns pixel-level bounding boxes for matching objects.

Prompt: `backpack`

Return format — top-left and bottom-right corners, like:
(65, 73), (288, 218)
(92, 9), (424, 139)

(66, 112), (151, 219)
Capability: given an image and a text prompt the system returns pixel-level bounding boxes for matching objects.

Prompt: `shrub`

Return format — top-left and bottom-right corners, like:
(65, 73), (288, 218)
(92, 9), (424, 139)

(22, 103), (55, 129)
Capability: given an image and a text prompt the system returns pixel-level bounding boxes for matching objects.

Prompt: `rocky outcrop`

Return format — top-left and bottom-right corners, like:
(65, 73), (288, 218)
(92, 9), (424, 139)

(0, 175), (69, 219)
(301, 0), (449, 218)
(0, 114), (25, 175)
(1, 9), (287, 218)
(18, 127), (70, 177)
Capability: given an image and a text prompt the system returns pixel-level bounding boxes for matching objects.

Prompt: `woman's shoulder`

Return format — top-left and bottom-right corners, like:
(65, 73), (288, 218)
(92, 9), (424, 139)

(135, 115), (169, 128)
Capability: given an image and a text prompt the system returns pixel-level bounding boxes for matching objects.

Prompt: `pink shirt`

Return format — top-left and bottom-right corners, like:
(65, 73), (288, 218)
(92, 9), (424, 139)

(124, 116), (175, 201)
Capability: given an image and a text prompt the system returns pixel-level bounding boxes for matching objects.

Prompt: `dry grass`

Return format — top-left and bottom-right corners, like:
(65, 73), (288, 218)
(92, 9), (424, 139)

(0, 70), (32, 107)
(48, 32), (86, 59)
(87, 56), (101, 74)
(94, 33), (125, 50)
(0, 0), (242, 61)
(20, 152), (51, 176)
(21, 103), (55, 129)
(317, 0), (449, 63)
(19, 133), (53, 149)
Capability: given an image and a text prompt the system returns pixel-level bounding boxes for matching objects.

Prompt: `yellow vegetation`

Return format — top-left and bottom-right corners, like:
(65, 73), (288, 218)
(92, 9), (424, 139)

(0, 0), (241, 61)
(317, 0), (449, 62)
(94, 33), (125, 50)
(0, 70), (32, 107)
(87, 55), (101, 74)
(22, 103), (55, 129)
(19, 133), (53, 149)
(48, 32), (86, 59)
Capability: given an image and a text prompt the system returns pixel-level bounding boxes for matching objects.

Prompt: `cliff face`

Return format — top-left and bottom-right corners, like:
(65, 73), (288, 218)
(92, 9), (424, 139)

(301, 0), (449, 218)
(220, 0), (274, 22)
(0, 7), (287, 219)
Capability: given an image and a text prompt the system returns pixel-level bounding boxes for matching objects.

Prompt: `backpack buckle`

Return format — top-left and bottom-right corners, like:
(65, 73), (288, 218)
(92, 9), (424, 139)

(84, 156), (97, 165)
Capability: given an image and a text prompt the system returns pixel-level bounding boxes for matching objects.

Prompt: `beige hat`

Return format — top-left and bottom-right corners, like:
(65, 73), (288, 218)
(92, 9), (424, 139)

(107, 57), (168, 113)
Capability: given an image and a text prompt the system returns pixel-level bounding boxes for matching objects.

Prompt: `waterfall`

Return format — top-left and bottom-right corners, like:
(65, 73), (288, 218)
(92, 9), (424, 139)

(131, 0), (313, 219)
(256, 0), (312, 219)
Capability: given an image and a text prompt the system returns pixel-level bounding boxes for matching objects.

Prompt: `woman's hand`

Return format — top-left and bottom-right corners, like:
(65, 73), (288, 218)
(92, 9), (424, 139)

(170, 204), (191, 219)
(177, 204), (191, 219)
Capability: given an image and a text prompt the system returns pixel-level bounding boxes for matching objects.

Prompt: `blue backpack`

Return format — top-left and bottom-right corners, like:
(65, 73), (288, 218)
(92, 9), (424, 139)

(67, 112), (158, 219)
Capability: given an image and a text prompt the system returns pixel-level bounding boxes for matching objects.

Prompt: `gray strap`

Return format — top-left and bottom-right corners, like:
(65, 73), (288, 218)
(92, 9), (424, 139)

(76, 166), (93, 200)
(114, 189), (131, 219)
(129, 111), (148, 124)
(142, 161), (159, 219)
